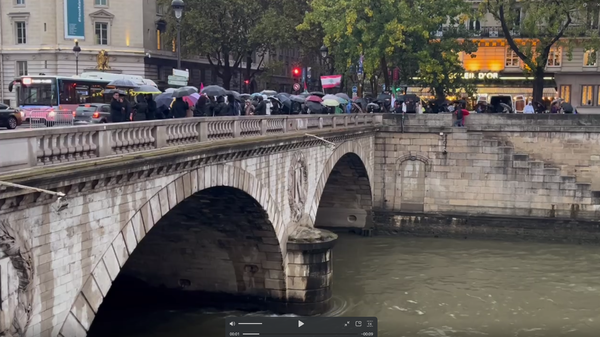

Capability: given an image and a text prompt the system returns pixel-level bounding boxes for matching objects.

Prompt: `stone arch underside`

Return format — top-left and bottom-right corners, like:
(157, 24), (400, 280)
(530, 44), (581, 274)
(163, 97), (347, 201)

(58, 165), (286, 337)
(311, 142), (374, 229)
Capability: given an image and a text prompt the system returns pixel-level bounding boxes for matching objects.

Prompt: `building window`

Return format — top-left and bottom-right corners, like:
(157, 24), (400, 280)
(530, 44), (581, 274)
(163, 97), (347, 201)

(584, 49), (597, 66)
(94, 0), (107, 6)
(505, 48), (519, 67)
(547, 48), (561, 67)
(15, 0), (25, 5)
(468, 20), (480, 31)
(559, 85), (571, 103)
(582, 85), (594, 106)
(95, 22), (108, 45)
(15, 21), (26, 44)
(16, 61), (27, 76)
(157, 30), (161, 50)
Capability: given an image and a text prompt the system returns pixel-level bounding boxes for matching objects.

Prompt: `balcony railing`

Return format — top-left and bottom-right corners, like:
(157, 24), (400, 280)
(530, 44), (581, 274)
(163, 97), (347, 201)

(0, 115), (382, 174)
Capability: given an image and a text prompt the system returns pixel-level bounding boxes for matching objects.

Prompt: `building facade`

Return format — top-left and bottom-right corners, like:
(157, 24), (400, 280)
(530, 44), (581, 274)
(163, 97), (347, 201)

(0, 0), (301, 107)
(409, 3), (600, 113)
(0, 0), (147, 106)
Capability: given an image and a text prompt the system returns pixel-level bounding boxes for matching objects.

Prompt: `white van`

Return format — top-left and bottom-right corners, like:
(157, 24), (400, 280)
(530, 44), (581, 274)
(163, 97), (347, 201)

(78, 72), (157, 87)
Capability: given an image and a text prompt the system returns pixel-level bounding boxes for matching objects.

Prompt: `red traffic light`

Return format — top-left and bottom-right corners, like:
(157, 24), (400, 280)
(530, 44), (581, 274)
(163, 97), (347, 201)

(293, 68), (301, 76)
(244, 80), (249, 84)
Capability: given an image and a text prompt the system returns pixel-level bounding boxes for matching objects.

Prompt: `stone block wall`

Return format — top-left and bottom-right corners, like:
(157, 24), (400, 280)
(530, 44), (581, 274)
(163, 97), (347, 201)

(374, 126), (600, 221)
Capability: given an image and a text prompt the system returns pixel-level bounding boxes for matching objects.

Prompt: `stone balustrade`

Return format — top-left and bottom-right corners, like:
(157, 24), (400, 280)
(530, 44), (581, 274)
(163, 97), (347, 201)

(0, 114), (382, 173)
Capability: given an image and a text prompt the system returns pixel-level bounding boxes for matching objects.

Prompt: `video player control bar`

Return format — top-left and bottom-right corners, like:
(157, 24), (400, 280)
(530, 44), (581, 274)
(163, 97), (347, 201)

(226, 317), (377, 337)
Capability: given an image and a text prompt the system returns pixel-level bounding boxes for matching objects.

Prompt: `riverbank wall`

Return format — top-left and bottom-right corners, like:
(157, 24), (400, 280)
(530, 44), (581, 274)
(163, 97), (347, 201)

(372, 114), (600, 242)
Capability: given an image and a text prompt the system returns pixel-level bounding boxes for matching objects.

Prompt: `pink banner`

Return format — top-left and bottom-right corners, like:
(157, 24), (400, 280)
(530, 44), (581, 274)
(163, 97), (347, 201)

(321, 75), (342, 89)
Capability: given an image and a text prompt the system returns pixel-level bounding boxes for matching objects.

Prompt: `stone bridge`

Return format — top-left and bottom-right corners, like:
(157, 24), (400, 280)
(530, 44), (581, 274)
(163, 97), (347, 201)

(2, 113), (600, 337)
(0, 115), (380, 337)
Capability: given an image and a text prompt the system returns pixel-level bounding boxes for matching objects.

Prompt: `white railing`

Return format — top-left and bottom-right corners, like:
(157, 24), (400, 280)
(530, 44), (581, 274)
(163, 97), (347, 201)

(0, 114), (382, 173)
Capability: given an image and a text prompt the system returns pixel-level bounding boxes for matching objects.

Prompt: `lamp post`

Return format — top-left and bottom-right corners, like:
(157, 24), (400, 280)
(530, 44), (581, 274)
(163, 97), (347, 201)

(72, 40), (81, 75)
(171, 0), (185, 69)
(320, 45), (334, 75)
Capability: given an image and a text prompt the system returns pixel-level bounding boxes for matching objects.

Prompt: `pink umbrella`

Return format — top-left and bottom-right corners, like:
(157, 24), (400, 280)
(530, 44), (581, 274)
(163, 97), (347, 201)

(184, 93), (200, 107)
(306, 95), (323, 103)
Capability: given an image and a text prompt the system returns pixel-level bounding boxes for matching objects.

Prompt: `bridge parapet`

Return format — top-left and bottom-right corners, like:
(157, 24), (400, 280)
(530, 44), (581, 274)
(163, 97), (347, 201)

(0, 114), (381, 174)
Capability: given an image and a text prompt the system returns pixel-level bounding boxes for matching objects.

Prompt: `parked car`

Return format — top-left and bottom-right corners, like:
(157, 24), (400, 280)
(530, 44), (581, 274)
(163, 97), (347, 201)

(73, 104), (111, 125)
(0, 103), (24, 129)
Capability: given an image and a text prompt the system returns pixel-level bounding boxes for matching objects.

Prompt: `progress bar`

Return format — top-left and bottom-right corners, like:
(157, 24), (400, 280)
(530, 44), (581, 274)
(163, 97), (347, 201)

(239, 323), (263, 325)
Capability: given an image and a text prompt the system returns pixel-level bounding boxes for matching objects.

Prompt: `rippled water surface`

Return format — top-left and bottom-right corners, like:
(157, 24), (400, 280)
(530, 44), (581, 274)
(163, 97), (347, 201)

(90, 234), (600, 337)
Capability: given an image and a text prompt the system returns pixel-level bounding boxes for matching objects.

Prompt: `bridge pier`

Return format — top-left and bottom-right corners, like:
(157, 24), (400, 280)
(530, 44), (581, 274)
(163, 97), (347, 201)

(281, 228), (337, 316)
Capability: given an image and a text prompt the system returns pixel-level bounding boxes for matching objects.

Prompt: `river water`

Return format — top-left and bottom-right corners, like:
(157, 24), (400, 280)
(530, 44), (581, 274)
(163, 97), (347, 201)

(90, 234), (600, 337)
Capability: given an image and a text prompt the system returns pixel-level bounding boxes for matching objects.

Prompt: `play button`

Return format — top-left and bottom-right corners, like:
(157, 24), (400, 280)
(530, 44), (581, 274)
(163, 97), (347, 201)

(298, 320), (304, 327)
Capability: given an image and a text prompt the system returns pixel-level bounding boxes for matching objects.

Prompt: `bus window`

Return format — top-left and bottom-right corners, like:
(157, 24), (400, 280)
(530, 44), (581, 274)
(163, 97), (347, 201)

(20, 79), (57, 106)
(91, 84), (108, 103)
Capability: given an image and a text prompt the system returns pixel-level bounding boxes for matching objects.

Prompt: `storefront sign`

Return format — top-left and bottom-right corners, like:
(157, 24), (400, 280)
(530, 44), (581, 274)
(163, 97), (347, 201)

(464, 72), (499, 80)
(64, 0), (85, 40)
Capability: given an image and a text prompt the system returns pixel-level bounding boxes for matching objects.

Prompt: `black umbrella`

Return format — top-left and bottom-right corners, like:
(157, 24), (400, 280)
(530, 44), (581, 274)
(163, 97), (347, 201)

(336, 93), (351, 101)
(278, 92), (291, 97)
(306, 101), (325, 114)
(562, 102), (574, 113)
(376, 93), (391, 102)
(183, 86), (199, 93)
(240, 94), (251, 100)
(134, 85), (161, 94)
(107, 79), (138, 88)
(353, 98), (368, 109)
(261, 90), (278, 96)
(310, 91), (325, 97)
(275, 94), (292, 109)
(156, 92), (174, 109)
(172, 88), (192, 98)
(289, 95), (306, 103)
(104, 89), (127, 95)
(226, 90), (241, 100)
(201, 85), (227, 97)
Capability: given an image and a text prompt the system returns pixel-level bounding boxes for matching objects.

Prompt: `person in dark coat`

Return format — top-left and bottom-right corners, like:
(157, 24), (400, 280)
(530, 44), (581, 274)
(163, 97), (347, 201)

(214, 96), (230, 116)
(171, 97), (189, 118)
(255, 96), (267, 115)
(120, 94), (132, 121)
(110, 92), (124, 122)
(225, 94), (237, 116)
(145, 94), (157, 120)
(194, 95), (209, 116)
(133, 95), (148, 121)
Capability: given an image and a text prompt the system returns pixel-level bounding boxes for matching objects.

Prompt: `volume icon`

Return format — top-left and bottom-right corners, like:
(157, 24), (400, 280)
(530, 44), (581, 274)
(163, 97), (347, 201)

(230, 322), (235, 326)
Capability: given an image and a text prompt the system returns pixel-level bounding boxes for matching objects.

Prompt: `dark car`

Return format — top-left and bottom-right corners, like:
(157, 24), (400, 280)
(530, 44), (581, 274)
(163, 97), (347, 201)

(73, 104), (111, 125)
(0, 103), (24, 129)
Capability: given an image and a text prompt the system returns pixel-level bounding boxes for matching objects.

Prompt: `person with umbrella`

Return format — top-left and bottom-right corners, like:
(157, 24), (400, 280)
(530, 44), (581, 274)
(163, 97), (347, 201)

(214, 96), (229, 116)
(255, 96), (267, 115)
(145, 94), (157, 120)
(172, 96), (189, 118)
(110, 91), (125, 122)
(132, 94), (148, 121)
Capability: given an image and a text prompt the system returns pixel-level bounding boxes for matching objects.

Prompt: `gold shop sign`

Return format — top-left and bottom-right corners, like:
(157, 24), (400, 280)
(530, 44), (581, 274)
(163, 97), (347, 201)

(463, 72), (499, 80)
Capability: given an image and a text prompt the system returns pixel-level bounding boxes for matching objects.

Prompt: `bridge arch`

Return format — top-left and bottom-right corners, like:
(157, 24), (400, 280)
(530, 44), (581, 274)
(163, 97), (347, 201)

(59, 165), (286, 336)
(310, 141), (374, 229)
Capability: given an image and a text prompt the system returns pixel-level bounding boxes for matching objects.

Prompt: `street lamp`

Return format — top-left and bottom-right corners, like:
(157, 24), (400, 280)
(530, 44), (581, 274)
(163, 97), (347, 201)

(320, 45), (334, 75)
(320, 45), (328, 59)
(171, 0), (185, 69)
(72, 40), (81, 75)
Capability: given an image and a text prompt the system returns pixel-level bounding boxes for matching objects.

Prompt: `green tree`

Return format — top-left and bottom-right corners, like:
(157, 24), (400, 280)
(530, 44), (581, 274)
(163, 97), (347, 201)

(482, 0), (600, 103)
(160, 0), (295, 89)
(299, 0), (409, 89)
(391, 0), (478, 100)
